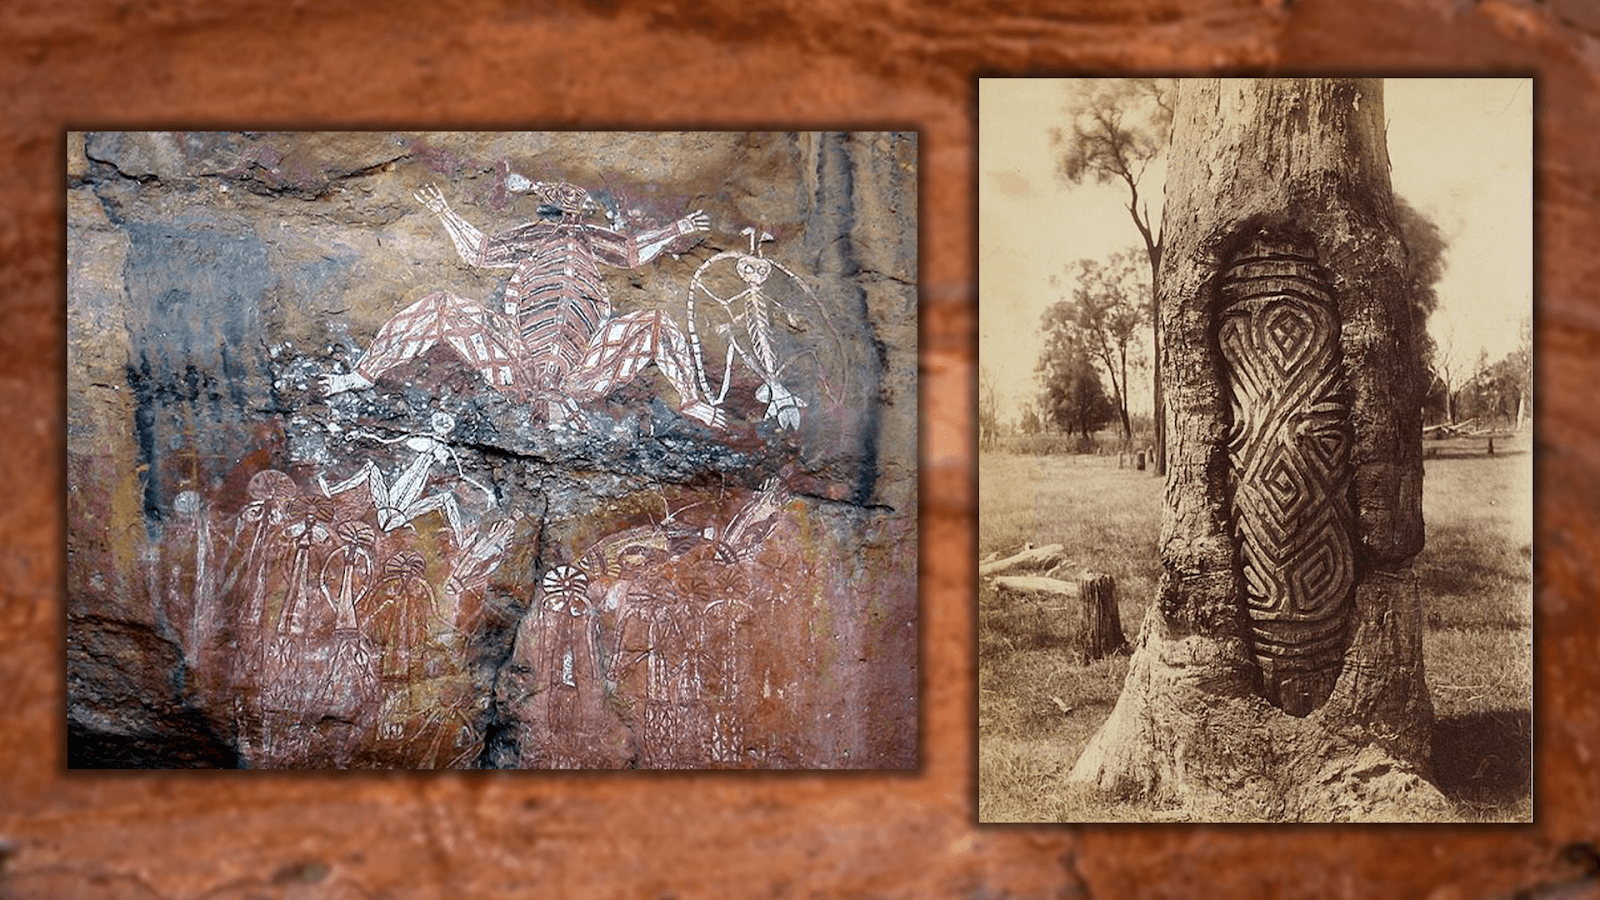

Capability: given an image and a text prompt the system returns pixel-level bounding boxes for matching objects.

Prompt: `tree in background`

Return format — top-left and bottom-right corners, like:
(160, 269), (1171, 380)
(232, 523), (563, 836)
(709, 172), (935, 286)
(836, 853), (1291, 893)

(1046, 250), (1147, 446)
(1392, 192), (1458, 427)
(1428, 323), (1466, 425)
(1035, 315), (1115, 441)
(1394, 195), (1447, 385)
(1513, 314), (1532, 429)
(1019, 402), (1043, 436)
(1053, 78), (1174, 473)
(979, 365), (999, 451)
(1457, 345), (1530, 428)
(1470, 347), (1494, 421)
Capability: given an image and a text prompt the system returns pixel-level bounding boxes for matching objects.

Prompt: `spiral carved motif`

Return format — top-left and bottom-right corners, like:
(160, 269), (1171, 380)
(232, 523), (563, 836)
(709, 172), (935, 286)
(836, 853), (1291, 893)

(1217, 246), (1355, 716)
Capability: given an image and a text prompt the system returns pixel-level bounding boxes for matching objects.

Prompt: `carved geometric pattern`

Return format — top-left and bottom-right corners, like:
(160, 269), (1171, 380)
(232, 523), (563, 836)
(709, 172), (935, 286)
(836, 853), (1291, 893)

(1217, 247), (1355, 715)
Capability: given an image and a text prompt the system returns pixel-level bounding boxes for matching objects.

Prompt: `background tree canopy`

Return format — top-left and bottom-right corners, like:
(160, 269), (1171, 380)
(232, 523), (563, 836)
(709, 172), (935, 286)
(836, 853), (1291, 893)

(1035, 301), (1116, 440)
(1034, 249), (1146, 445)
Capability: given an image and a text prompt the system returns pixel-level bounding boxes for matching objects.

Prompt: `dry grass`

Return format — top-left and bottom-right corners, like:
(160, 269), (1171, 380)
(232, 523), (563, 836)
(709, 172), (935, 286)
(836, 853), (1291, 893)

(1417, 433), (1533, 821)
(977, 432), (1533, 822)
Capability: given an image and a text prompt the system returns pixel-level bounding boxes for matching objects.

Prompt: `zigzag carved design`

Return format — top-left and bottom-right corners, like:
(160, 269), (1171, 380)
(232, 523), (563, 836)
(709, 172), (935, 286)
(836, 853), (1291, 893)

(1218, 248), (1355, 716)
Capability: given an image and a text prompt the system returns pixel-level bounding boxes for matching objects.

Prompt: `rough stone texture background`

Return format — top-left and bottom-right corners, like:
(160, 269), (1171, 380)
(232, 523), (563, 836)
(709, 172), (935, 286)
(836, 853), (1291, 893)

(2, 0), (1598, 896)
(65, 130), (918, 771)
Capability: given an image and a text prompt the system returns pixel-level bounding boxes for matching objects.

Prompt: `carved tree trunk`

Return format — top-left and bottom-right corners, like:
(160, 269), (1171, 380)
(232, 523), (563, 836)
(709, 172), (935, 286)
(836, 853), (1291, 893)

(1068, 79), (1446, 821)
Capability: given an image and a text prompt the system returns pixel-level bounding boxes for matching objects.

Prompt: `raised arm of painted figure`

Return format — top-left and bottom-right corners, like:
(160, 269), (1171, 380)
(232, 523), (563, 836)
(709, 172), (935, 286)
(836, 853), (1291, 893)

(588, 210), (712, 269)
(415, 184), (511, 270)
(437, 440), (497, 507)
(377, 425), (497, 506)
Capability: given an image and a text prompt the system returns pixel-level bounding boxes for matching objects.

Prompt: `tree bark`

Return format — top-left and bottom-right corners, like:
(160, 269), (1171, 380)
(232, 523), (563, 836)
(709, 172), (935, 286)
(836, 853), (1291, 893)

(1068, 79), (1444, 821)
(1149, 255), (1166, 477)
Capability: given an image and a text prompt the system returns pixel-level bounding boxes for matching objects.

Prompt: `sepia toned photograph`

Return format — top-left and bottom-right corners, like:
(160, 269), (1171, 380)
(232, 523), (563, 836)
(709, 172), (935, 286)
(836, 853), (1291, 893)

(66, 131), (918, 770)
(979, 79), (1531, 822)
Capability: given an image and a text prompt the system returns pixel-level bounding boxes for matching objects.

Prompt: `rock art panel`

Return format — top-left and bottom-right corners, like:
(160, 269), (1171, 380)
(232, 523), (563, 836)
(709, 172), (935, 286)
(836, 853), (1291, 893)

(66, 131), (918, 769)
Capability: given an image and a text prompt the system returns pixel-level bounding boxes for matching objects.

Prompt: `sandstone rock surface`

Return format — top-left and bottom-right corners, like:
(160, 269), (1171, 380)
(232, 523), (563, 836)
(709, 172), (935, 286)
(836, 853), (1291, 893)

(67, 131), (919, 770)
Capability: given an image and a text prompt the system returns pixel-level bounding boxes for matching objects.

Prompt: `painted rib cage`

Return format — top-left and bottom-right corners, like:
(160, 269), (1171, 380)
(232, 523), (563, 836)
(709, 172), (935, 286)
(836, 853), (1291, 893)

(502, 222), (614, 385)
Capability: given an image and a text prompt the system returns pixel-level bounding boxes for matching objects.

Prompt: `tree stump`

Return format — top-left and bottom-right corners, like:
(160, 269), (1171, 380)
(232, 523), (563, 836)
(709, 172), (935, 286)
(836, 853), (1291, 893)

(991, 573), (1126, 663)
(1078, 572), (1127, 660)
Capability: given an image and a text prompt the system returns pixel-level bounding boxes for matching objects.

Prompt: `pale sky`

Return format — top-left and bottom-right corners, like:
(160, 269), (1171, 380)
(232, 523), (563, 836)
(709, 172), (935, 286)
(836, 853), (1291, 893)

(978, 78), (1532, 426)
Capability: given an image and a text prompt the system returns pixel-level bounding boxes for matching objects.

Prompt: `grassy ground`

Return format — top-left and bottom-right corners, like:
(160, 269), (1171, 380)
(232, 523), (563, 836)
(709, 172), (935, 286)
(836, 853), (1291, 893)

(977, 432), (1533, 823)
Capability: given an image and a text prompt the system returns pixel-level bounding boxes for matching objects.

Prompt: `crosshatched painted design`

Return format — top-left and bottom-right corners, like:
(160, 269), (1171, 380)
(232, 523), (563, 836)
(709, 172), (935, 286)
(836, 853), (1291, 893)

(66, 131), (918, 769)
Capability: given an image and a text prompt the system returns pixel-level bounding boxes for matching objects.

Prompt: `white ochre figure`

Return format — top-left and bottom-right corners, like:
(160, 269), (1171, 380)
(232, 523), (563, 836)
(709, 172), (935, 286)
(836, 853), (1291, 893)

(687, 227), (815, 429)
(323, 181), (722, 429)
(317, 411), (494, 543)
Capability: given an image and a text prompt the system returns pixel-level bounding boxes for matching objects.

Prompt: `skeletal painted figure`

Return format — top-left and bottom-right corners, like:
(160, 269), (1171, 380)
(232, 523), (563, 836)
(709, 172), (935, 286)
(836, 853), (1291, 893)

(277, 494), (337, 636)
(699, 474), (792, 563)
(366, 550), (437, 685)
(528, 563), (615, 768)
(319, 519), (377, 633)
(323, 181), (722, 429)
(687, 227), (817, 429)
(541, 565), (594, 691)
(317, 411), (494, 544)
(231, 470), (301, 630)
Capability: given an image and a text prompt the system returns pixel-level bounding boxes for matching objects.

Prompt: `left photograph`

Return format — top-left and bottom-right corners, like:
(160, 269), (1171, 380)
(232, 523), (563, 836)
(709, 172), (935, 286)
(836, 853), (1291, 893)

(66, 131), (918, 769)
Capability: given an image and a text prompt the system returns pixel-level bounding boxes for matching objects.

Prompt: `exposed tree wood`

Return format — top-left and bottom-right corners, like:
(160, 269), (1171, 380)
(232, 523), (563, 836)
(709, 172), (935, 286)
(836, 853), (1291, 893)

(1078, 572), (1127, 661)
(1068, 78), (1443, 821)
(979, 543), (1068, 578)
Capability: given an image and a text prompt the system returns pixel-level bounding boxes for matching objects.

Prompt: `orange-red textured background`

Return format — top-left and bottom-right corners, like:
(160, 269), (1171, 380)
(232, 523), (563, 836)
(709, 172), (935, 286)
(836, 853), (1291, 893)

(8, 1), (1600, 897)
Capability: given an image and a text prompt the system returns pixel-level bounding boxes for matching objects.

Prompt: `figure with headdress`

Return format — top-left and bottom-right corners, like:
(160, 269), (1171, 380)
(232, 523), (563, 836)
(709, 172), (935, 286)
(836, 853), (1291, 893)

(323, 181), (721, 429)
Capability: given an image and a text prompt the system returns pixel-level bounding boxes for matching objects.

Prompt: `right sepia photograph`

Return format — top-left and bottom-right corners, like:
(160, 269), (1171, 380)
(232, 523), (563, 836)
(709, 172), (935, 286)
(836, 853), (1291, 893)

(978, 78), (1532, 823)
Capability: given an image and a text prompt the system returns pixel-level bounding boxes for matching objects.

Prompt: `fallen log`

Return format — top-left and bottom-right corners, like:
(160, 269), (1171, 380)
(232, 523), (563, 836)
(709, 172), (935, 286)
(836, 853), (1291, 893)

(979, 543), (1068, 578)
(990, 574), (1078, 598)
